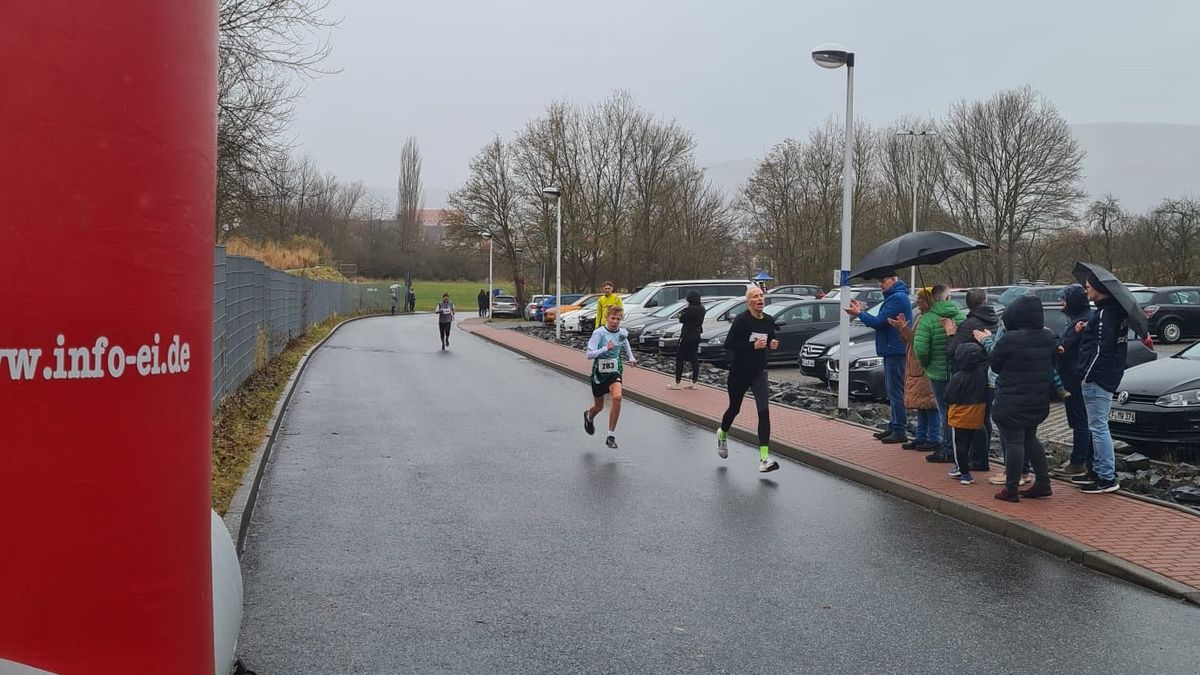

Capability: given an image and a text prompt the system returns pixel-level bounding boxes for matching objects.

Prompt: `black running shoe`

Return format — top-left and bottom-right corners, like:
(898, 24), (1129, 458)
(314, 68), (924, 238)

(583, 411), (595, 436)
(606, 436), (618, 449)
(1080, 478), (1120, 494)
(872, 429), (889, 439)
(1070, 472), (1098, 486)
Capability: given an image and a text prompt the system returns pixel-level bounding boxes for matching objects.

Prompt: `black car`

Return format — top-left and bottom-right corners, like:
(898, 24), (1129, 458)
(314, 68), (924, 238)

(1108, 341), (1200, 448)
(691, 297), (822, 364)
(1134, 286), (1200, 344)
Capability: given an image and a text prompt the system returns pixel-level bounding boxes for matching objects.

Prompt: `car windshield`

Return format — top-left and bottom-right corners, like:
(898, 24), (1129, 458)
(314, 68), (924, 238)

(579, 295), (600, 308)
(652, 300), (689, 318)
(1174, 342), (1200, 361)
(623, 285), (656, 305)
(1131, 290), (1156, 304)
(703, 297), (747, 320)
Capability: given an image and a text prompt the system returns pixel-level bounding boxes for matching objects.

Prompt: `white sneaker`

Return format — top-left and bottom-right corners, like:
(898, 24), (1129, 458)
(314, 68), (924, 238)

(759, 459), (780, 473)
(685, 382), (698, 389)
(717, 431), (728, 459)
(949, 468), (962, 478)
(667, 382), (683, 390)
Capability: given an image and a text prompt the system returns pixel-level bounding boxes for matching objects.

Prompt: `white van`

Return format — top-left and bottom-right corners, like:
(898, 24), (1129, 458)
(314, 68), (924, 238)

(621, 279), (756, 321)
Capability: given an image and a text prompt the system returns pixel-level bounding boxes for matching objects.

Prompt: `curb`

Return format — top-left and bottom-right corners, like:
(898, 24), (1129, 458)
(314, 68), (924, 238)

(221, 313), (380, 557)
(469, 323), (1200, 607)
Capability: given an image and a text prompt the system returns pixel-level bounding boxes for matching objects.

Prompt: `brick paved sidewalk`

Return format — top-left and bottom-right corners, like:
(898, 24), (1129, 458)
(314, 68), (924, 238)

(463, 319), (1200, 604)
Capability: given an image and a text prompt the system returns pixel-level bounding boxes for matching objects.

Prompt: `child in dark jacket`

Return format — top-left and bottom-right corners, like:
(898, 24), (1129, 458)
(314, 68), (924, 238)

(946, 341), (989, 485)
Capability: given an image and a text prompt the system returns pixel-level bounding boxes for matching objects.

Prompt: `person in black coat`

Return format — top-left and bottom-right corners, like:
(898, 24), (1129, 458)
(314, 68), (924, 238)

(945, 288), (1001, 472)
(989, 295), (1056, 502)
(478, 289), (489, 317)
(671, 290), (706, 390)
(1051, 283), (1094, 478)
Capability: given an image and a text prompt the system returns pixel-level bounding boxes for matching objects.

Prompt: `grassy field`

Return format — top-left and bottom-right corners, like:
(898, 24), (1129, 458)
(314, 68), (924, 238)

(357, 279), (517, 312)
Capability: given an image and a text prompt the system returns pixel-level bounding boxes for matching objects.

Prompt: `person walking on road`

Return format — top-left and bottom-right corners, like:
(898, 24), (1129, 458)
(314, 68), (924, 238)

(1051, 283), (1095, 479)
(478, 289), (489, 317)
(716, 286), (781, 473)
(913, 284), (966, 462)
(945, 340), (989, 485)
(436, 293), (455, 350)
(847, 270), (911, 445)
(943, 288), (1001, 472)
(407, 287), (416, 313)
(892, 288), (939, 451)
(1074, 274), (1129, 494)
(594, 280), (623, 330)
(979, 296), (1056, 502)
(583, 305), (637, 449)
(669, 290), (705, 390)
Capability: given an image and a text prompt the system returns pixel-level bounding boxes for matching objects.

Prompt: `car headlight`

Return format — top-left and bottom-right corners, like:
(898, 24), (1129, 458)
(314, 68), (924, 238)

(1155, 389), (1200, 407)
(851, 357), (883, 370)
(707, 336), (726, 344)
(825, 344), (839, 358)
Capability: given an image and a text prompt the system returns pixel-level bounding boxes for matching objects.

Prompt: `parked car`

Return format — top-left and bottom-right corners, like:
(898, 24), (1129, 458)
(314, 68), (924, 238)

(538, 293), (584, 324)
(1134, 286), (1200, 344)
(768, 284), (825, 298)
(821, 286), (885, 305)
(640, 298), (738, 352)
(1108, 340), (1200, 448)
(693, 299), (838, 365)
(562, 293), (628, 332)
(544, 293), (597, 325)
(624, 299), (693, 344)
(524, 294), (552, 321)
(490, 294), (520, 318)
(619, 279), (756, 322)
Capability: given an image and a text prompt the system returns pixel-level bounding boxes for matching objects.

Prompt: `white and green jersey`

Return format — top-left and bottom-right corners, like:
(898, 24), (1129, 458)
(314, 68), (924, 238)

(586, 326), (634, 384)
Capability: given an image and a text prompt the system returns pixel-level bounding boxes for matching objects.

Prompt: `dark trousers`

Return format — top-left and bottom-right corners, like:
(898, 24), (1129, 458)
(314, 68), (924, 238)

(439, 322), (451, 344)
(675, 339), (700, 384)
(884, 356), (907, 436)
(968, 388), (994, 470)
(997, 424), (1051, 492)
(722, 369), (770, 447)
(953, 427), (979, 475)
(1062, 382), (1094, 466)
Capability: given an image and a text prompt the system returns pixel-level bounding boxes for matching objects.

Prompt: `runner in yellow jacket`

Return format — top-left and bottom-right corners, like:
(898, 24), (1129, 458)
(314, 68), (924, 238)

(594, 280), (623, 330)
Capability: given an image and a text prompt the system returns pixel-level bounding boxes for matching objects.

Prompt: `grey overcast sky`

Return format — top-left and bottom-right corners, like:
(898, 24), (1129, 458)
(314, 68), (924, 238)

(289, 0), (1200, 205)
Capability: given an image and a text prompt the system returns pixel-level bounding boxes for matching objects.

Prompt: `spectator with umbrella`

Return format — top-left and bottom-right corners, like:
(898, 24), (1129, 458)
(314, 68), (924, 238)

(1072, 262), (1149, 494)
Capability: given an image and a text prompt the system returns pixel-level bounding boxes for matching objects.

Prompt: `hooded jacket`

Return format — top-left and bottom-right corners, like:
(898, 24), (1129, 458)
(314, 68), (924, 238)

(1077, 296), (1128, 393)
(856, 279), (912, 358)
(946, 304), (1000, 372)
(899, 311), (936, 410)
(914, 299), (966, 382)
(946, 341), (989, 429)
(1056, 284), (1093, 389)
(991, 296), (1056, 427)
(678, 291), (706, 344)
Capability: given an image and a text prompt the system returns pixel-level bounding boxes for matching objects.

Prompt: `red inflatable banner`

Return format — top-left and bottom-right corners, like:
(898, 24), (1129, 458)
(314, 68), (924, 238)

(0, 3), (217, 673)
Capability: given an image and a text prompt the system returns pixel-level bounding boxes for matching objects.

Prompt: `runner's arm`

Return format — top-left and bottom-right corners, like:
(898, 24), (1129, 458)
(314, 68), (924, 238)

(585, 329), (608, 359)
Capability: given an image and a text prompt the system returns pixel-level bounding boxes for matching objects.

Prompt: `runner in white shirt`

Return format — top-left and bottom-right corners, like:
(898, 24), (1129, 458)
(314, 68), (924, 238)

(583, 305), (637, 448)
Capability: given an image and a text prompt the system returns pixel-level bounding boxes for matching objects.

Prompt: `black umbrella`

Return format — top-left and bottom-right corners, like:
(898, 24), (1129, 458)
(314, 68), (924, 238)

(849, 231), (989, 281)
(1072, 261), (1150, 338)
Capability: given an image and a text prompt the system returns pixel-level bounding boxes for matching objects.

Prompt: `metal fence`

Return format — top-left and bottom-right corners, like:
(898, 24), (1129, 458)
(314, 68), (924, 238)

(212, 246), (383, 411)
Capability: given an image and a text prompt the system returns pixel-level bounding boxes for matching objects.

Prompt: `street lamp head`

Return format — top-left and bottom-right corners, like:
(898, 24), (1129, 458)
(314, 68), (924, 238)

(541, 187), (561, 202)
(811, 43), (853, 69)
(480, 231), (492, 240)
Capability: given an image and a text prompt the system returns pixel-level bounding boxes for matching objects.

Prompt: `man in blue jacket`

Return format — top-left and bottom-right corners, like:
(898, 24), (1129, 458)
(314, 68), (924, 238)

(1074, 273), (1127, 494)
(846, 270), (912, 443)
(1051, 284), (1094, 478)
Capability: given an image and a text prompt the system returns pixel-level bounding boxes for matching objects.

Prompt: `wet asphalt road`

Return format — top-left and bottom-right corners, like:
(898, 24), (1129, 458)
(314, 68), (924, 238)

(238, 315), (1200, 674)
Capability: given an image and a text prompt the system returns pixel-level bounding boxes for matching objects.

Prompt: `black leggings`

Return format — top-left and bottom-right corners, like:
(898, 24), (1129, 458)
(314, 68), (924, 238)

(675, 340), (700, 384)
(953, 427), (977, 473)
(721, 369), (770, 446)
(439, 322), (451, 343)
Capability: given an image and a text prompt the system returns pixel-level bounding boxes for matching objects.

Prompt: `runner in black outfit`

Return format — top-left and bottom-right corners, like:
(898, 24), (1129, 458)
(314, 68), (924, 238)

(716, 286), (780, 472)
(669, 290), (705, 390)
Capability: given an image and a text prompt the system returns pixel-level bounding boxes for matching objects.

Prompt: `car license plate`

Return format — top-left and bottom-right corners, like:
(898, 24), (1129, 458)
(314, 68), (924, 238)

(1109, 410), (1135, 424)
(801, 359), (815, 368)
(828, 370), (839, 381)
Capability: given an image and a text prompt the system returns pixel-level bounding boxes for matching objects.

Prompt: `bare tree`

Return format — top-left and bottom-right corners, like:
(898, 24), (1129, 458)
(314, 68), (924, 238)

(1082, 195), (1126, 271)
(217, 0), (338, 237)
(939, 87), (1085, 284)
(396, 137), (425, 248)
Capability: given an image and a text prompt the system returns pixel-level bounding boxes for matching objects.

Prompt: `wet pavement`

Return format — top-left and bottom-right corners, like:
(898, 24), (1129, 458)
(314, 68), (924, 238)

(238, 315), (1200, 674)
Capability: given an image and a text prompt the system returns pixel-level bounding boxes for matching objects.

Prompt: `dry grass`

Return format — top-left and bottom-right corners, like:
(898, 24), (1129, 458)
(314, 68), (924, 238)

(291, 265), (349, 282)
(210, 313), (349, 514)
(225, 235), (332, 271)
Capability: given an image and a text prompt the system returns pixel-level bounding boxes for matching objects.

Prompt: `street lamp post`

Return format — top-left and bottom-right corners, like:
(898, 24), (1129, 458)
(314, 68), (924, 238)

(896, 129), (937, 288)
(480, 231), (493, 318)
(542, 187), (562, 340)
(813, 42), (855, 413)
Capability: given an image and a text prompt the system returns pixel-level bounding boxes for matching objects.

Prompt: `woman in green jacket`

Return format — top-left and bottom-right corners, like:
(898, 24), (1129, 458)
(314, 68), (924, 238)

(913, 285), (966, 463)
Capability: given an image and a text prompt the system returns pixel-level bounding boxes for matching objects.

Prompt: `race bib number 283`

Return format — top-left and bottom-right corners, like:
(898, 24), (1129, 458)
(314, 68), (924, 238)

(598, 358), (618, 374)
